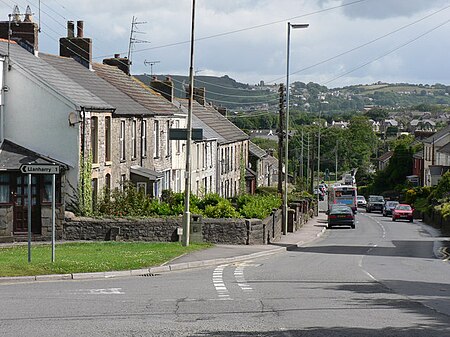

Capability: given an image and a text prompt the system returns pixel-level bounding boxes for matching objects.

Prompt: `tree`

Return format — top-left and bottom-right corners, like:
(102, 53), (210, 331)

(365, 107), (388, 121)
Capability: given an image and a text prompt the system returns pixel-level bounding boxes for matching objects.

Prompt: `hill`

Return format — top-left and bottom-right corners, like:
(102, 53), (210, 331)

(134, 74), (276, 110)
(134, 74), (450, 113)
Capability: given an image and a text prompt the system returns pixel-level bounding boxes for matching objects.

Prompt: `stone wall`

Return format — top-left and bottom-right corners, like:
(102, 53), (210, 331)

(422, 210), (450, 236)
(0, 206), (13, 237)
(62, 201), (316, 245)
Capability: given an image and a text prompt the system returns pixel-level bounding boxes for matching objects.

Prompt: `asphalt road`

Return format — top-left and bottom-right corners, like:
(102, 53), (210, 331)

(0, 208), (449, 336)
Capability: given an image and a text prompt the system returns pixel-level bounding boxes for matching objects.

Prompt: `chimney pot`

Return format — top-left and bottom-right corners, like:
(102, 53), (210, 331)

(77, 20), (84, 38)
(67, 21), (74, 38)
(114, 53), (120, 58)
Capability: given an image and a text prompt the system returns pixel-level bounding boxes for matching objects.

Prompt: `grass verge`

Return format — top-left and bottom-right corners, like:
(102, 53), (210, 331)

(0, 241), (212, 277)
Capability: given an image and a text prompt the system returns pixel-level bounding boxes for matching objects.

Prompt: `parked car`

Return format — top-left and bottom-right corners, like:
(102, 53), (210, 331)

(327, 204), (355, 229)
(313, 188), (325, 201)
(383, 201), (399, 216)
(366, 195), (385, 213)
(392, 204), (414, 222)
(357, 195), (367, 208)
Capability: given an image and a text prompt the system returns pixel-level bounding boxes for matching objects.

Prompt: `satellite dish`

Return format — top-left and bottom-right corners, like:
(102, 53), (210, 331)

(68, 112), (79, 125)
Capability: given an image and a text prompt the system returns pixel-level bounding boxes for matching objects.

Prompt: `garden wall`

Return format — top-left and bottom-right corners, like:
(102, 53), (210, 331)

(422, 210), (450, 236)
(63, 201), (314, 245)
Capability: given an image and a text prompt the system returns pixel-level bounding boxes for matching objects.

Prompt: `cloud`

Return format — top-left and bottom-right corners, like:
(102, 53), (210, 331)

(339, 0), (449, 19)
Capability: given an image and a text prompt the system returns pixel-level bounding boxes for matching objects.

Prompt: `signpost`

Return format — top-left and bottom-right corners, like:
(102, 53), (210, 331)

(19, 164), (60, 263)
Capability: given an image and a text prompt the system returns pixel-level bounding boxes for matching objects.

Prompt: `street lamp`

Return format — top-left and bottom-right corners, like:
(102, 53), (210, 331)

(182, 0), (196, 246)
(284, 22), (309, 235)
(316, 100), (328, 214)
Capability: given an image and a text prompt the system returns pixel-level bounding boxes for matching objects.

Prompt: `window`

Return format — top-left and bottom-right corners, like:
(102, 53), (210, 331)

(142, 120), (147, 158)
(42, 175), (61, 203)
(120, 174), (126, 191)
(105, 116), (111, 162)
(91, 178), (98, 209)
(132, 119), (137, 159)
(166, 120), (171, 157)
(120, 120), (126, 161)
(174, 120), (181, 153)
(91, 116), (98, 163)
(0, 174), (10, 203)
(105, 174), (111, 194)
(137, 182), (147, 195)
(153, 120), (160, 158)
(203, 144), (207, 169)
(196, 144), (200, 170)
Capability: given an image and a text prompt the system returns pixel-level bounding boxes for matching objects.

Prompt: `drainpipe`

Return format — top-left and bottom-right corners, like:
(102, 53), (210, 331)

(140, 116), (144, 167)
(80, 107), (86, 211)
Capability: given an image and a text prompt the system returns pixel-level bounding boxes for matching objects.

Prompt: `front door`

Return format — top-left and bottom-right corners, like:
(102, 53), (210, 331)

(13, 175), (41, 234)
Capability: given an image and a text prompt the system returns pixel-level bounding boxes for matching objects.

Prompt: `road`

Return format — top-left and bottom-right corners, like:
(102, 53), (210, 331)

(0, 207), (449, 336)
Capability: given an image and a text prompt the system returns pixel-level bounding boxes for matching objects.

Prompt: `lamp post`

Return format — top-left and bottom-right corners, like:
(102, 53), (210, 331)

(284, 22), (309, 235)
(182, 0), (196, 246)
(316, 100), (328, 214)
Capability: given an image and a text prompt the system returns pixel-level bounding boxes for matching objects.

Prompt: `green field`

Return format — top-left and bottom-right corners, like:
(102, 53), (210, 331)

(0, 241), (212, 277)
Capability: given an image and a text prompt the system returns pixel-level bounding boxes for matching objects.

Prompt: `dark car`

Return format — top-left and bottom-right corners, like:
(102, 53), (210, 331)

(383, 201), (399, 216)
(327, 205), (355, 229)
(366, 195), (385, 213)
(392, 204), (414, 222)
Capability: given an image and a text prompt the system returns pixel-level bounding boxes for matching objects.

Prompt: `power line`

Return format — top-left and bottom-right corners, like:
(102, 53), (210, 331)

(93, 0), (369, 59)
(323, 18), (450, 86)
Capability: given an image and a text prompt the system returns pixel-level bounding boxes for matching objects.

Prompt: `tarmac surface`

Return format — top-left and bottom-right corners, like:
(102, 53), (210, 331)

(0, 213), (328, 283)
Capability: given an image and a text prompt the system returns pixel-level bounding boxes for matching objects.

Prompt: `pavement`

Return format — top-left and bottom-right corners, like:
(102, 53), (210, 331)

(0, 212), (328, 283)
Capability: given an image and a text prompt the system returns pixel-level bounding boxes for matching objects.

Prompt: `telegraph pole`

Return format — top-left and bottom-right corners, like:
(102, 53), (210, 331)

(277, 83), (285, 195)
(300, 129), (304, 189)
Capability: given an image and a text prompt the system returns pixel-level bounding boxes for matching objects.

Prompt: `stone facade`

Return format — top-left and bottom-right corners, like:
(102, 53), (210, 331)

(0, 206), (13, 237)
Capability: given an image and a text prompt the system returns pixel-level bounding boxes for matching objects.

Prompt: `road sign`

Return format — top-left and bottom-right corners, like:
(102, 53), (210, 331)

(169, 128), (203, 140)
(20, 164), (60, 175)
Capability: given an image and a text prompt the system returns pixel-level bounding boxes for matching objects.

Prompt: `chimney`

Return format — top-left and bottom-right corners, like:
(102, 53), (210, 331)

(0, 6), (39, 53)
(24, 5), (32, 22)
(102, 53), (131, 75)
(59, 20), (92, 68)
(150, 76), (174, 102)
(12, 5), (21, 23)
(67, 21), (74, 38)
(77, 20), (83, 38)
(186, 86), (206, 106)
(216, 106), (227, 116)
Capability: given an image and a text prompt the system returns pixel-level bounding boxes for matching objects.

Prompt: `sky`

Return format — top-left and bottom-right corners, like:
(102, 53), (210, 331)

(1, 0), (449, 88)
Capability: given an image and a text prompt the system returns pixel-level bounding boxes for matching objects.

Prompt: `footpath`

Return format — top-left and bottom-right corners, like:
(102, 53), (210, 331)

(0, 212), (328, 283)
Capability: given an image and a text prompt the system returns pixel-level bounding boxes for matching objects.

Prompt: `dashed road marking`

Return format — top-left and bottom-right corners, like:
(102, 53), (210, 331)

(234, 264), (253, 293)
(213, 264), (230, 300)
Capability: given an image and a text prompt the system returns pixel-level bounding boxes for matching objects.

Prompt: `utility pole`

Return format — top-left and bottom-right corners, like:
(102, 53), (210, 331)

(300, 129), (304, 189)
(335, 139), (338, 184)
(277, 83), (285, 195)
(307, 133), (310, 192)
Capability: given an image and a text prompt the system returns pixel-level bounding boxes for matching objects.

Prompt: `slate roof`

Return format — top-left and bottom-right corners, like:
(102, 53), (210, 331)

(177, 99), (249, 145)
(423, 125), (450, 144)
(40, 54), (152, 116)
(438, 142), (450, 155)
(378, 151), (394, 162)
(0, 140), (69, 170)
(171, 100), (222, 142)
(0, 40), (112, 111)
(93, 63), (179, 116)
(249, 141), (267, 159)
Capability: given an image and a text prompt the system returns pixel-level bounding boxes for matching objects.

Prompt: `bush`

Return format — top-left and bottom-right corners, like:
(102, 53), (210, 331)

(238, 194), (282, 219)
(204, 200), (241, 218)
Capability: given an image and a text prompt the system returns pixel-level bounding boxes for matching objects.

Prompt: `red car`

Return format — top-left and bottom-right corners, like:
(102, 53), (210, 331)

(392, 204), (414, 222)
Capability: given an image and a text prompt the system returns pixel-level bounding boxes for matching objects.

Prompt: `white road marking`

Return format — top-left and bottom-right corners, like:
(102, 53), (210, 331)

(79, 288), (124, 295)
(234, 264), (253, 293)
(213, 265), (230, 299)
